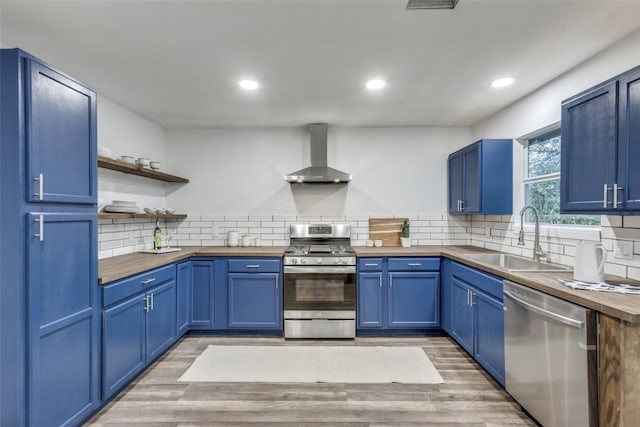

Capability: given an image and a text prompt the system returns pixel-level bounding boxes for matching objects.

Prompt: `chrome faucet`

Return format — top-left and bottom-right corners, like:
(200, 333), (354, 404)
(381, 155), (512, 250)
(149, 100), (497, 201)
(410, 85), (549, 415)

(518, 205), (546, 263)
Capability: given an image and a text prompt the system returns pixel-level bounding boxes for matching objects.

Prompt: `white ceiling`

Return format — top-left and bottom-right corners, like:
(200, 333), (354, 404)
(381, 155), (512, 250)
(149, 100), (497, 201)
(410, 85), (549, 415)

(2, 0), (640, 128)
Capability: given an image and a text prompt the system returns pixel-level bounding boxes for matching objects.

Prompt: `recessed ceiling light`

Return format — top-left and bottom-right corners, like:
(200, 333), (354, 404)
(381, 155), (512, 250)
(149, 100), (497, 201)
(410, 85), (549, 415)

(366, 79), (386, 90)
(491, 77), (514, 88)
(239, 79), (259, 90)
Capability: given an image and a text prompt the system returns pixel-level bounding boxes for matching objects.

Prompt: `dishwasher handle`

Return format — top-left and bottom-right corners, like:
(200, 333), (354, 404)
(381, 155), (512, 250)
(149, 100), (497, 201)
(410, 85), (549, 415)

(504, 289), (584, 329)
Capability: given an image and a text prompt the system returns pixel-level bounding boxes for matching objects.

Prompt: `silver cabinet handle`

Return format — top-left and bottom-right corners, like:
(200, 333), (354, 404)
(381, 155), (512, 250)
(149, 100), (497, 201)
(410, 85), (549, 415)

(467, 289), (470, 305)
(144, 295), (150, 312)
(614, 183), (623, 208)
(150, 293), (154, 310)
(456, 200), (461, 211)
(407, 263), (422, 266)
(470, 291), (475, 306)
(389, 276), (393, 288)
(246, 264), (261, 268)
(603, 184), (609, 208)
(141, 278), (156, 285)
(34, 214), (44, 241)
(34, 173), (44, 200)
(460, 199), (464, 212)
(364, 263), (379, 267)
(379, 276), (382, 288)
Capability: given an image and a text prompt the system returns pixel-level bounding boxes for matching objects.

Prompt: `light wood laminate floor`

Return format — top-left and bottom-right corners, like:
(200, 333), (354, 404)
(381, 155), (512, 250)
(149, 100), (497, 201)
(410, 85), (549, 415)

(86, 336), (535, 426)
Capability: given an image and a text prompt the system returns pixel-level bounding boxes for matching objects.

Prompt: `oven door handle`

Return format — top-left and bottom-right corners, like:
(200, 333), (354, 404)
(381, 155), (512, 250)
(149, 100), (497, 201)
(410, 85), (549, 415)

(284, 266), (356, 274)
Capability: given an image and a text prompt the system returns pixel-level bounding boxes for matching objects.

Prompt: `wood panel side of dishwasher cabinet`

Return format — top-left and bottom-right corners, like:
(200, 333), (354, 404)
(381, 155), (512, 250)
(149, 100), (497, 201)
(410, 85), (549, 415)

(599, 313), (640, 427)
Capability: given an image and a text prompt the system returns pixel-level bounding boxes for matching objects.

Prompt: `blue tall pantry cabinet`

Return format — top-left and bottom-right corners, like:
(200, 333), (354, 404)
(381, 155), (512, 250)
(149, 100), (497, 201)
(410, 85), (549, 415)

(1, 49), (99, 426)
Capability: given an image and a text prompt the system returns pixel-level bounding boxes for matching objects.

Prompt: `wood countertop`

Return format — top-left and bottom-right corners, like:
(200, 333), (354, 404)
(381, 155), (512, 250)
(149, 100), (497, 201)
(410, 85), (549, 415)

(99, 245), (640, 323)
(98, 246), (287, 284)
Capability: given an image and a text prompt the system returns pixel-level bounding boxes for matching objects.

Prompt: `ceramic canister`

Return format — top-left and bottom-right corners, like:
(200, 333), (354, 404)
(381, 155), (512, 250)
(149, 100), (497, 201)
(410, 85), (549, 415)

(228, 230), (239, 247)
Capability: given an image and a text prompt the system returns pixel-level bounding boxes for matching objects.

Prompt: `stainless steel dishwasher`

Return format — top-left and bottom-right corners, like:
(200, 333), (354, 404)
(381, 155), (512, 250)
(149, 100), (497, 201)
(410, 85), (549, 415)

(503, 280), (598, 427)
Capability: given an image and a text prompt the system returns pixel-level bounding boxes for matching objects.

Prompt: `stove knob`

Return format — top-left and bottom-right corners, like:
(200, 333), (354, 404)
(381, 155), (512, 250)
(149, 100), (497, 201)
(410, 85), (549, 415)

(300, 259), (306, 264)
(340, 258), (347, 265)
(317, 258), (323, 264)
(291, 258), (298, 264)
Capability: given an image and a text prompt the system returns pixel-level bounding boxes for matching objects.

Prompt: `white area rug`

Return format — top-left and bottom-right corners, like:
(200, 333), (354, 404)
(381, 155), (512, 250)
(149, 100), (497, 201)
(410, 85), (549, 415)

(179, 345), (444, 384)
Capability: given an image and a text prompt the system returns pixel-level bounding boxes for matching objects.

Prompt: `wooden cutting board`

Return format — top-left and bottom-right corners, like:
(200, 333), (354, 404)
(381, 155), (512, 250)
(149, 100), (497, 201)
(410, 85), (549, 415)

(368, 218), (408, 247)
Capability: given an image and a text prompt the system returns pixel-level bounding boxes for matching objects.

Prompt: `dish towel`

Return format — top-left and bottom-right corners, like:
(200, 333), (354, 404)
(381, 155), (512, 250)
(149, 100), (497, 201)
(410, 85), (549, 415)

(558, 279), (640, 294)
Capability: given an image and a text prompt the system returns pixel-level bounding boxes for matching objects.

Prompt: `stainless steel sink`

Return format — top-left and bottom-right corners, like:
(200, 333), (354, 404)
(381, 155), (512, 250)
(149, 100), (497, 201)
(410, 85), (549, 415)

(462, 253), (572, 273)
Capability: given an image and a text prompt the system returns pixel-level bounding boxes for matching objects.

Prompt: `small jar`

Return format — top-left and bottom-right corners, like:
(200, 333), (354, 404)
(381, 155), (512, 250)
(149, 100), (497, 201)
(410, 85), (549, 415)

(241, 234), (251, 247)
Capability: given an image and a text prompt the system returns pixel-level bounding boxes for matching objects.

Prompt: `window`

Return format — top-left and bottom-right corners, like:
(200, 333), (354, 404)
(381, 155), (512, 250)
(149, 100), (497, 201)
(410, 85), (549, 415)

(523, 128), (599, 226)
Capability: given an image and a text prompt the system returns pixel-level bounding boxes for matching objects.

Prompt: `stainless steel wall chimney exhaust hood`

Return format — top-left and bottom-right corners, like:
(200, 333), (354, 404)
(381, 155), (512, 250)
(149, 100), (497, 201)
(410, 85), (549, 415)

(285, 123), (352, 184)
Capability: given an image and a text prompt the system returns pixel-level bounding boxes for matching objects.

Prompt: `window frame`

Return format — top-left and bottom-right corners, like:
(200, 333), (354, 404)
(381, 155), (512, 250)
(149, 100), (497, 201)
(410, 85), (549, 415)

(519, 124), (600, 228)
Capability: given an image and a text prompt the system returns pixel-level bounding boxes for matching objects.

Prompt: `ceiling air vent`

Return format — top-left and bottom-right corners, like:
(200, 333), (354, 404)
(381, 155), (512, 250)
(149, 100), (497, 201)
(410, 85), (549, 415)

(406, 0), (459, 10)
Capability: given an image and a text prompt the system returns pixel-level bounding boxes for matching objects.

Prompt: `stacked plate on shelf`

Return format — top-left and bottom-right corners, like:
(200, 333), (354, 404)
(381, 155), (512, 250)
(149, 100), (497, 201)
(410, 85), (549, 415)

(103, 200), (139, 213)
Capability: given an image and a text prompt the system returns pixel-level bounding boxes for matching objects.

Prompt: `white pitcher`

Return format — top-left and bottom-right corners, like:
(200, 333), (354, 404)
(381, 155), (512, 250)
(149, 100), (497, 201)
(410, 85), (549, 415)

(574, 241), (607, 283)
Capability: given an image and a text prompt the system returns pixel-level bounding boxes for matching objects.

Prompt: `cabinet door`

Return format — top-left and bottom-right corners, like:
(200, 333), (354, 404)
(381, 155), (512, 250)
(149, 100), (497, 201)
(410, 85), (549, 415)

(146, 281), (177, 361)
(450, 278), (474, 354)
(176, 261), (192, 335)
(26, 59), (97, 204)
(357, 272), (384, 328)
(448, 153), (463, 213)
(561, 81), (618, 212)
(102, 294), (146, 400)
(27, 213), (99, 426)
(387, 272), (440, 328)
(620, 68), (640, 210)
(461, 144), (481, 213)
(228, 273), (281, 329)
(473, 291), (505, 386)
(191, 261), (215, 327)
(440, 260), (453, 335)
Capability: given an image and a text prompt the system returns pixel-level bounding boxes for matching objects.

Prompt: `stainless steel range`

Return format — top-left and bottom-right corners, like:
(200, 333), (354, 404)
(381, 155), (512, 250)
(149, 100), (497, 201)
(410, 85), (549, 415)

(283, 224), (356, 338)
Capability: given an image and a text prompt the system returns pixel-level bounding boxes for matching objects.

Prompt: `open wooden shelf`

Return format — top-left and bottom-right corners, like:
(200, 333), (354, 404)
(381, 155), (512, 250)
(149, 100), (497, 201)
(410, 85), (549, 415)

(99, 213), (188, 220)
(98, 156), (189, 183)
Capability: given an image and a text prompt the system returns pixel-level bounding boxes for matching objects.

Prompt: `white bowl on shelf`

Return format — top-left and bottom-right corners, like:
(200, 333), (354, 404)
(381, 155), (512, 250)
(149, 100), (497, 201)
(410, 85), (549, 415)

(150, 161), (161, 170)
(165, 208), (176, 214)
(143, 207), (155, 214)
(156, 208), (166, 214)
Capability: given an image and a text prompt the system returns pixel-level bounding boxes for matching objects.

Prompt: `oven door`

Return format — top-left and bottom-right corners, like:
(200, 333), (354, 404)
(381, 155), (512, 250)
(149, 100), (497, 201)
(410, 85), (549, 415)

(283, 265), (356, 313)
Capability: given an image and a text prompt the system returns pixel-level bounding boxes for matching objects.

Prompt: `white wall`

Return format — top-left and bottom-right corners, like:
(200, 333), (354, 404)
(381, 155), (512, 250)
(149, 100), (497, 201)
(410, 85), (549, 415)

(165, 126), (472, 216)
(97, 96), (168, 210)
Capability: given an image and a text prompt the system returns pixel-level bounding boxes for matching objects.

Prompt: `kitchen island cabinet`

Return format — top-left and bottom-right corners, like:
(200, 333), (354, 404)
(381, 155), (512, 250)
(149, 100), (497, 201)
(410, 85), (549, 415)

(357, 257), (440, 333)
(1, 48), (99, 427)
(561, 64), (640, 213)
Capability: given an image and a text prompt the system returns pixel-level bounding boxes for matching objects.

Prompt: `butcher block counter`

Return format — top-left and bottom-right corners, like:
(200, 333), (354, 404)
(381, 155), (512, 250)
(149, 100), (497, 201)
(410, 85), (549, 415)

(98, 246), (287, 284)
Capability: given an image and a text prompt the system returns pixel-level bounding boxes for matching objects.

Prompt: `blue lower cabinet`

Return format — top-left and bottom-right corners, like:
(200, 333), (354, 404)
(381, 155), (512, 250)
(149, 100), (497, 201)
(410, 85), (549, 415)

(443, 259), (505, 386)
(228, 273), (282, 328)
(357, 257), (440, 332)
(102, 294), (146, 399)
(27, 213), (99, 427)
(176, 261), (192, 335)
(450, 278), (474, 354)
(357, 272), (384, 328)
(191, 260), (216, 327)
(388, 272), (440, 328)
(101, 267), (177, 400)
(146, 281), (177, 361)
(440, 259), (453, 334)
(474, 290), (505, 386)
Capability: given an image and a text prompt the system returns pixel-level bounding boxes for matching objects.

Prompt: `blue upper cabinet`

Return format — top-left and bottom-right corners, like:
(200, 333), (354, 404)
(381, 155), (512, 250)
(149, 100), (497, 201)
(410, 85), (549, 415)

(26, 56), (97, 204)
(448, 139), (513, 215)
(561, 64), (640, 214)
